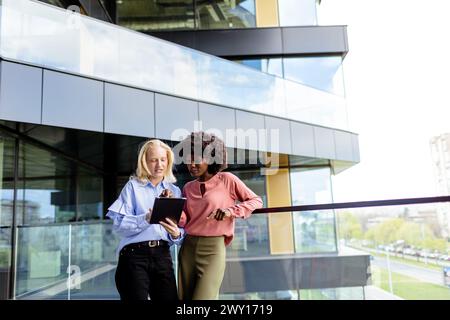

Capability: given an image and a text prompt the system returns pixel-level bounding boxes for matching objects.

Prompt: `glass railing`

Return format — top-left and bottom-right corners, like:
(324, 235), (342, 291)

(334, 201), (450, 300)
(8, 195), (449, 300)
(0, 0), (348, 130)
(14, 221), (119, 300)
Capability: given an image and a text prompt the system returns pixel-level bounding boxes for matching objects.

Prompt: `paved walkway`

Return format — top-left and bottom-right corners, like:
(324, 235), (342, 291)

(364, 285), (403, 300)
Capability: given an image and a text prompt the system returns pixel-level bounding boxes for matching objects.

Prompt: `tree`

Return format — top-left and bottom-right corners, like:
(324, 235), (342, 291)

(338, 211), (363, 242)
(372, 218), (404, 245)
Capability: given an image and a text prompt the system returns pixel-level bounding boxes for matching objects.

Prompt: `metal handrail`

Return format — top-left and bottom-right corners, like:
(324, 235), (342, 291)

(253, 195), (450, 214)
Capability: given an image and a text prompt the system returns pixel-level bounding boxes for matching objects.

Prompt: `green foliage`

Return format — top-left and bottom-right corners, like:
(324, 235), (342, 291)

(360, 216), (448, 253)
(338, 211), (363, 240)
(421, 238), (447, 252)
(371, 218), (404, 245)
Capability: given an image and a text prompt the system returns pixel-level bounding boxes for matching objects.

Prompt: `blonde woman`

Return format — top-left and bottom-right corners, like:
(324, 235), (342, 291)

(106, 139), (184, 301)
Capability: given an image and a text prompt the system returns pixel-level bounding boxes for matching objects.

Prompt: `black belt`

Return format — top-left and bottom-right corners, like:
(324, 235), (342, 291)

(124, 240), (169, 250)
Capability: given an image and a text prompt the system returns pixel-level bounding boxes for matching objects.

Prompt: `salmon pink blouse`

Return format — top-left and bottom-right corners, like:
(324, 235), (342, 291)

(179, 172), (263, 246)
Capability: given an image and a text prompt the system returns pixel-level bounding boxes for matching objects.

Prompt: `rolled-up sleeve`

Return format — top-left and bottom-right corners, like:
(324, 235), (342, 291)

(168, 228), (186, 245)
(221, 173), (263, 219)
(106, 182), (150, 237)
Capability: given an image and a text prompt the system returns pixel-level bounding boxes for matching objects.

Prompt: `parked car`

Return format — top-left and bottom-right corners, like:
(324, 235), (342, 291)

(404, 248), (417, 256)
(428, 253), (439, 259)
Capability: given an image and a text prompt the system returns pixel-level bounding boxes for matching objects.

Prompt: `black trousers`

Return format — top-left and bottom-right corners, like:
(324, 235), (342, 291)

(115, 243), (178, 301)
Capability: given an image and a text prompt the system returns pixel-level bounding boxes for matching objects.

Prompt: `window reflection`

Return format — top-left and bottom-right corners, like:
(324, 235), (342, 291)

(227, 169), (269, 258)
(16, 142), (103, 226)
(196, 0), (256, 29)
(284, 56), (345, 96)
(234, 56), (345, 96)
(235, 58), (283, 78)
(15, 225), (70, 298)
(117, 0), (195, 31)
(0, 132), (15, 299)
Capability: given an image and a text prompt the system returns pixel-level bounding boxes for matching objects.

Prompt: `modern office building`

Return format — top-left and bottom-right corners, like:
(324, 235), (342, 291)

(0, 0), (369, 300)
(430, 133), (450, 238)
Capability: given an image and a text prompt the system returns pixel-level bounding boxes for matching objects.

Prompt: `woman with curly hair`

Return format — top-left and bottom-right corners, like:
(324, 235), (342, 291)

(177, 131), (263, 300)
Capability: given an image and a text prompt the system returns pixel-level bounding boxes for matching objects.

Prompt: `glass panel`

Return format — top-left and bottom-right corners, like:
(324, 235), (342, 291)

(15, 224), (70, 299)
(196, 0), (256, 29)
(16, 141), (104, 225)
(284, 79), (348, 129)
(226, 169), (269, 258)
(76, 169), (103, 221)
(234, 58), (283, 78)
(290, 165), (337, 253)
(117, 0), (195, 31)
(0, 0), (348, 130)
(68, 222), (119, 299)
(278, 0), (318, 26)
(336, 203), (450, 300)
(17, 142), (77, 225)
(284, 56), (345, 96)
(0, 132), (15, 299)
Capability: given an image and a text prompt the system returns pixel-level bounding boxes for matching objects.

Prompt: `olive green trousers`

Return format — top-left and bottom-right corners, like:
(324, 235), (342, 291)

(178, 235), (226, 300)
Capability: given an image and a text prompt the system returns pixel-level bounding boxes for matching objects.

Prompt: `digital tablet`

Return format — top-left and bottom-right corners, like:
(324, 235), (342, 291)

(149, 197), (186, 224)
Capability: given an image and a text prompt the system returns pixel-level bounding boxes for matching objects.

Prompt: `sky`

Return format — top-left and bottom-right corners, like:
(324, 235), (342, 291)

(319, 0), (450, 202)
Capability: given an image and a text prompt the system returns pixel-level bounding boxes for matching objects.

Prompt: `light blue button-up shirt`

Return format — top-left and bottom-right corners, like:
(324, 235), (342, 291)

(106, 177), (185, 254)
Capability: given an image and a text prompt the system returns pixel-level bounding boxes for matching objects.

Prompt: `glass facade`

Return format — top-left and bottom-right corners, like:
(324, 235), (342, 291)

(237, 58), (283, 78)
(16, 141), (103, 225)
(0, 122), (355, 299)
(195, 0), (256, 29)
(0, 0), (367, 301)
(116, 0), (255, 31)
(115, 0), (318, 30)
(284, 56), (345, 96)
(117, 0), (195, 31)
(1, 0), (348, 130)
(227, 169), (269, 258)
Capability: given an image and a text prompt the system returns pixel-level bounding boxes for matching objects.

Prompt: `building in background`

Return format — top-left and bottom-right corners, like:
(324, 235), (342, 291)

(430, 133), (450, 238)
(0, 0), (367, 300)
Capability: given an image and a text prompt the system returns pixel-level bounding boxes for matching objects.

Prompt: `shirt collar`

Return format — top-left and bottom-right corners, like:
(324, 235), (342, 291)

(140, 178), (168, 189)
(161, 179), (169, 189)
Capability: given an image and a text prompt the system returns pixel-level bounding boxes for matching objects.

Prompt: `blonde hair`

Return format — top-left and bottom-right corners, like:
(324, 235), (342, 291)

(135, 139), (176, 183)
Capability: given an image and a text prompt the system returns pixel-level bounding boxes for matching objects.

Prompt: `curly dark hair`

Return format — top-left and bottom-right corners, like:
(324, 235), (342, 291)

(179, 131), (228, 174)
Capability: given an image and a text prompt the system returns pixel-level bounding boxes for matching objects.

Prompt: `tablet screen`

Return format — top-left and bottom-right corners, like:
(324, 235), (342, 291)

(149, 197), (186, 224)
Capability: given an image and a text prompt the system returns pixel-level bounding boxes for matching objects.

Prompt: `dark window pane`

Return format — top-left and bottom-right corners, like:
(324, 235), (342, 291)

(196, 0), (256, 29)
(117, 0), (195, 31)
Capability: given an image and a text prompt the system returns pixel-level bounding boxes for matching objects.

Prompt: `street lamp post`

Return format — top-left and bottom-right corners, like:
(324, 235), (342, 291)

(386, 250), (394, 294)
